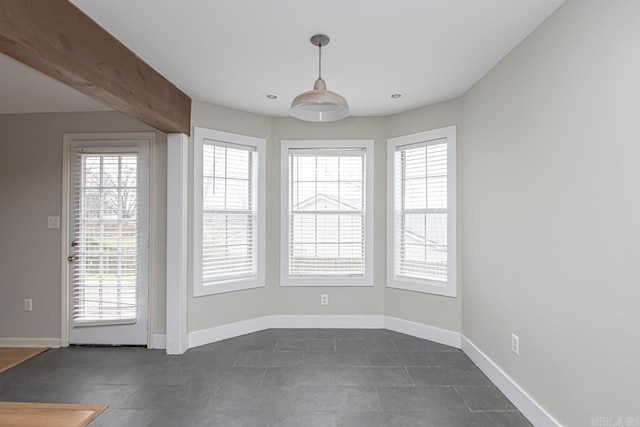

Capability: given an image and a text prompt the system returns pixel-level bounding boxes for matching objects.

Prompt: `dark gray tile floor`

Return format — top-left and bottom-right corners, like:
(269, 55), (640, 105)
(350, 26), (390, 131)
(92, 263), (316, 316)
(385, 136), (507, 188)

(0, 329), (531, 426)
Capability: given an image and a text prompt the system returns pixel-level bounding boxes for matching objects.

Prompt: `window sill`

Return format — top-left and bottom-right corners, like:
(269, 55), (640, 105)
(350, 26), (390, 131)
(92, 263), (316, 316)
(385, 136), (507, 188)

(194, 280), (265, 297)
(280, 279), (373, 287)
(387, 278), (456, 297)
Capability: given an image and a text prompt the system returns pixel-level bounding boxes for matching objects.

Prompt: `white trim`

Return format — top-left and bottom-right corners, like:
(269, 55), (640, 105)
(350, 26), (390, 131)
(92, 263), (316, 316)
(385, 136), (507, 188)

(193, 127), (267, 297)
(166, 133), (189, 355)
(189, 317), (269, 349)
(386, 125), (457, 297)
(280, 139), (375, 287)
(461, 336), (561, 427)
(77, 146), (140, 154)
(0, 338), (61, 348)
(61, 132), (156, 348)
(60, 140), (71, 347)
(280, 281), (374, 288)
(269, 315), (384, 329)
(152, 334), (167, 350)
(187, 315), (461, 350)
(188, 315), (385, 349)
(147, 137), (157, 349)
(289, 148), (365, 157)
(188, 315), (475, 349)
(385, 316), (461, 348)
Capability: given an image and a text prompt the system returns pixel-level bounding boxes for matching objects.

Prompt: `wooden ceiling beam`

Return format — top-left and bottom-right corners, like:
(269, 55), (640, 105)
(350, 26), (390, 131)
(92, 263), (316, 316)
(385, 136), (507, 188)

(0, 0), (191, 135)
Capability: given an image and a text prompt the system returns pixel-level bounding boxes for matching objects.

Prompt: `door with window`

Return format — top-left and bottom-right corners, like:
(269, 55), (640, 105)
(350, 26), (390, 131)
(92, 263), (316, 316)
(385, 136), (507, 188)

(67, 139), (149, 345)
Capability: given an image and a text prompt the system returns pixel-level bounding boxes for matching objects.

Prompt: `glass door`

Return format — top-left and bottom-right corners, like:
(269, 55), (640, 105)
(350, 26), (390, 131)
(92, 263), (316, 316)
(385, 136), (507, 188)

(67, 140), (149, 345)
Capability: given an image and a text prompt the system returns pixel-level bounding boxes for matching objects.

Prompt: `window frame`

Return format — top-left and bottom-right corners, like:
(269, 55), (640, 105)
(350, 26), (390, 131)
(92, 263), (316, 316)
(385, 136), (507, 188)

(193, 127), (266, 296)
(387, 126), (457, 297)
(281, 139), (374, 287)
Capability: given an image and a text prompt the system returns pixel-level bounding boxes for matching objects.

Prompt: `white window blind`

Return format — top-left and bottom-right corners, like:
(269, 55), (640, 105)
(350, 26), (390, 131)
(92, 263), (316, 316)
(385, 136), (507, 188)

(73, 151), (139, 325)
(288, 149), (365, 276)
(202, 141), (257, 283)
(394, 140), (448, 282)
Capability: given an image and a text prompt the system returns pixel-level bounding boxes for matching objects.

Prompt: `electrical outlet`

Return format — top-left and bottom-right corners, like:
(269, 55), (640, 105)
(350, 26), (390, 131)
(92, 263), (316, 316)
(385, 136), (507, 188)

(320, 294), (329, 306)
(511, 333), (520, 356)
(24, 299), (33, 312)
(47, 216), (60, 229)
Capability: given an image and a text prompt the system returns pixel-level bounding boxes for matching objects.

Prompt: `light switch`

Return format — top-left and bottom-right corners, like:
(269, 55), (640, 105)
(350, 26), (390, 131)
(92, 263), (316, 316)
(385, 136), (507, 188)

(47, 216), (60, 229)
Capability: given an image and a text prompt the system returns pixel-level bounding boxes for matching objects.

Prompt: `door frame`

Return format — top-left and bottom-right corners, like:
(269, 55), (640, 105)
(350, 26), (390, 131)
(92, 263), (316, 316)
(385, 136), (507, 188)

(61, 132), (157, 348)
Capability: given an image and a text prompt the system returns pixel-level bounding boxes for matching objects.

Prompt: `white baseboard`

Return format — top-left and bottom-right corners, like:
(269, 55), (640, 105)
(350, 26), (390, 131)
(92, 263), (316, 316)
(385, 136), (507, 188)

(461, 336), (560, 427)
(385, 316), (461, 349)
(0, 338), (61, 348)
(151, 334), (166, 350)
(268, 315), (385, 329)
(188, 315), (385, 349)
(189, 316), (269, 349)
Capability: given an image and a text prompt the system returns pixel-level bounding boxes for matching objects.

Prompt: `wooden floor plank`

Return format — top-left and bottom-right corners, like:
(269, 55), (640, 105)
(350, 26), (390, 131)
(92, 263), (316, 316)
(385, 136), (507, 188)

(0, 402), (108, 427)
(0, 348), (48, 374)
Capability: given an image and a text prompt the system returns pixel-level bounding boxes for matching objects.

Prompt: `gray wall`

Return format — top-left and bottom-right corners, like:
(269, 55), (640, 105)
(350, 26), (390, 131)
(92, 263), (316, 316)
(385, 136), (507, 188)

(188, 101), (272, 332)
(461, 0), (640, 424)
(268, 117), (387, 318)
(0, 111), (167, 339)
(187, 101), (464, 333)
(384, 99), (463, 332)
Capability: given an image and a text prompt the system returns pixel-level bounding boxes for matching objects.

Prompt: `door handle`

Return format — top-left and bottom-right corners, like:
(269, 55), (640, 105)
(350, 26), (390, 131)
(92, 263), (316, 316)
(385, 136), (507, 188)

(68, 254), (79, 262)
(71, 239), (80, 247)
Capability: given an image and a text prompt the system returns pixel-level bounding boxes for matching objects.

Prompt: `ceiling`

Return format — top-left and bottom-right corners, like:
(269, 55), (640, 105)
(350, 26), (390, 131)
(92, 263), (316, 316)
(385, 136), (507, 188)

(1, 0), (565, 117)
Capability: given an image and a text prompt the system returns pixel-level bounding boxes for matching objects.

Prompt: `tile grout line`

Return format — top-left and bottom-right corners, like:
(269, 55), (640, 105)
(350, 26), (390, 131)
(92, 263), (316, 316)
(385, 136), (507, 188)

(374, 384), (383, 412)
(258, 367), (267, 386)
(404, 366), (416, 386)
(432, 351), (441, 367)
(163, 355), (176, 366)
(232, 352), (242, 367)
(453, 386), (474, 413)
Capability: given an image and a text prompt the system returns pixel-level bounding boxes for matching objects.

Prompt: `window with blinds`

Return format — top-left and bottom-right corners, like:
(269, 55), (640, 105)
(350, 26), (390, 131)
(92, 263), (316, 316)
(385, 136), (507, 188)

(202, 141), (257, 283)
(72, 151), (139, 325)
(387, 126), (456, 297)
(194, 127), (266, 296)
(288, 149), (365, 277)
(281, 140), (373, 287)
(394, 141), (448, 281)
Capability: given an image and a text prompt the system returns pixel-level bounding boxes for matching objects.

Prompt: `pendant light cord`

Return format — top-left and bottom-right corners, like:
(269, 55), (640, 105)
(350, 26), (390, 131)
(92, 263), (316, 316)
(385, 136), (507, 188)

(318, 44), (322, 80)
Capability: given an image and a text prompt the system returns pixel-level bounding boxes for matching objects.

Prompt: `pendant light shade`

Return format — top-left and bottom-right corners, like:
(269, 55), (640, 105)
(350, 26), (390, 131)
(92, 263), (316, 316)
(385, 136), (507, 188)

(290, 34), (350, 122)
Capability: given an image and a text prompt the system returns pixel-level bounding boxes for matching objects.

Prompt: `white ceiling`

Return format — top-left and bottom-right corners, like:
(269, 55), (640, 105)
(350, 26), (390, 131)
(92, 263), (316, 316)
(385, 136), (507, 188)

(1, 0), (564, 117)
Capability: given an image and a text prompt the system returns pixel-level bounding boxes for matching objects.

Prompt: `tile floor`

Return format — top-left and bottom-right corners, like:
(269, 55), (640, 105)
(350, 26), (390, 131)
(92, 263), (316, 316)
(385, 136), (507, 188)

(0, 329), (531, 426)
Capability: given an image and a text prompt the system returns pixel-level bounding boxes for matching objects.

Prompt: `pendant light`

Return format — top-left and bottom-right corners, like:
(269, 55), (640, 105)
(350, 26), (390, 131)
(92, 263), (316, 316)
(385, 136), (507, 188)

(290, 34), (350, 122)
